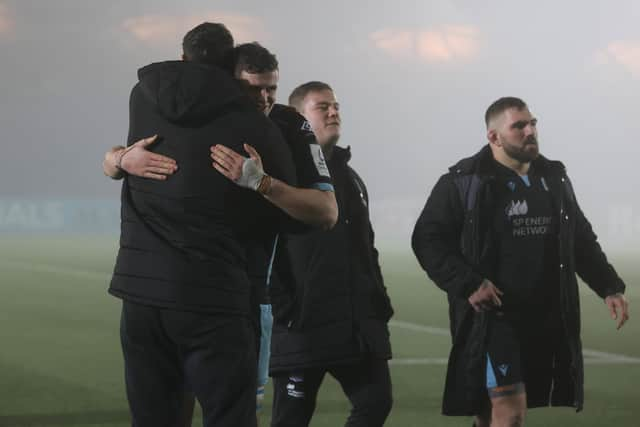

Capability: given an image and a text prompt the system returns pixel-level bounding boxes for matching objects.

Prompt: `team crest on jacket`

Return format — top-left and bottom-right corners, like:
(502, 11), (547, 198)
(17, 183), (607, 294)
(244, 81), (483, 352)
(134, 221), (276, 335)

(300, 120), (313, 133)
(498, 364), (509, 376)
(505, 200), (528, 218)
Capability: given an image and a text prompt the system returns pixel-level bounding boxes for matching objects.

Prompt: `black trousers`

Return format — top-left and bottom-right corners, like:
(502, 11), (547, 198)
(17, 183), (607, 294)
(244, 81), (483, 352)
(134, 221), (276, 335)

(271, 358), (392, 427)
(120, 301), (257, 427)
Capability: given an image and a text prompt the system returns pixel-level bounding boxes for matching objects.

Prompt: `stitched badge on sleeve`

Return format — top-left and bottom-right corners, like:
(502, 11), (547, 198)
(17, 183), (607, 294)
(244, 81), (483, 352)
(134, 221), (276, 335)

(309, 144), (330, 177)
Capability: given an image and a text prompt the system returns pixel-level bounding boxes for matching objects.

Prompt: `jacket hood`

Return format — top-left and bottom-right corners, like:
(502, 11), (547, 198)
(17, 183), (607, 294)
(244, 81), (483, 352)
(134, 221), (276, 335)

(448, 144), (565, 176)
(137, 60), (248, 124)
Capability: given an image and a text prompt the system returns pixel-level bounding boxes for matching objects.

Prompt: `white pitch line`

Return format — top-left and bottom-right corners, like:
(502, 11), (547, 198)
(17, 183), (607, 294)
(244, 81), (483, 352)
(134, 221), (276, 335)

(390, 357), (640, 366)
(0, 260), (110, 282)
(582, 349), (640, 363)
(389, 320), (640, 364)
(4, 261), (640, 365)
(389, 358), (448, 365)
(389, 320), (450, 336)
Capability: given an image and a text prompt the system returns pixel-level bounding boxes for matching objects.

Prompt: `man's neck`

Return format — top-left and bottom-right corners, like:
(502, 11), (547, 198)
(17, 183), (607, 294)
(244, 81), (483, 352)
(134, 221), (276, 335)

(493, 152), (530, 176)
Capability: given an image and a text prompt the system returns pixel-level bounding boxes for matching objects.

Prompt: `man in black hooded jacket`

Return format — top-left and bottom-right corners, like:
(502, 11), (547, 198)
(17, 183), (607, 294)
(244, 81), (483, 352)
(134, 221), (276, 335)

(103, 42), (338, 423)
(412, 97), (629, 426)
(267, 81), (394, 427)
(108, 23), (297, 427)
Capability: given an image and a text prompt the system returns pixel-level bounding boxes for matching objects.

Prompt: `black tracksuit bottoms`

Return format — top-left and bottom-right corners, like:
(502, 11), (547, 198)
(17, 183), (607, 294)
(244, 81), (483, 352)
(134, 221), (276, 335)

(271, 357), (392, 427)
(119, 300), (257, 427)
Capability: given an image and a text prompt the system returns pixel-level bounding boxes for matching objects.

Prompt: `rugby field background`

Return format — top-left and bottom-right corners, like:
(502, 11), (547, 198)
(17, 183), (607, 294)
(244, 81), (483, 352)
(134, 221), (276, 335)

(0, 236), (637, 426)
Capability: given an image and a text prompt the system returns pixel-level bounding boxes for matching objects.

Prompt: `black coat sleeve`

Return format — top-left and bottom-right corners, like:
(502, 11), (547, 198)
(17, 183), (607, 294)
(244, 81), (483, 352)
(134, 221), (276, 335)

(369, 218), (385, 290)
(367, 208), (395, 320)
(257, 120), (313, 235)
(269, 104), (333, 190)
(362, 179), (384, 287)
(126, 85), (144, 146)
(411, 174), (484, 299)
(360, 172), (393, 312)
(567, 179), (626, 298)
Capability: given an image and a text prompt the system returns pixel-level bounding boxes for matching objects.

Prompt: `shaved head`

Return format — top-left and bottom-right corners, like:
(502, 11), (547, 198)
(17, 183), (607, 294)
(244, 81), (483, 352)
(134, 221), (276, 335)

(485, 97), (528, 129)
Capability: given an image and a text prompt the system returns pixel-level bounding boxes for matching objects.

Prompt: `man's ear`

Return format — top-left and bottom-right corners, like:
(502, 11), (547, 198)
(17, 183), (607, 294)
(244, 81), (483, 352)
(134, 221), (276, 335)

(487, 129), (500, 146)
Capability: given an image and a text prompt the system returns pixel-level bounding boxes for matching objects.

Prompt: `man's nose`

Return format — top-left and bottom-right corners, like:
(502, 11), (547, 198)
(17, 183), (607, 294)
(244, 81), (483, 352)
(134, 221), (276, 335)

(328, 105), (339, 117)
(524, 124), (535, 136)
(260, 89), (270, 102)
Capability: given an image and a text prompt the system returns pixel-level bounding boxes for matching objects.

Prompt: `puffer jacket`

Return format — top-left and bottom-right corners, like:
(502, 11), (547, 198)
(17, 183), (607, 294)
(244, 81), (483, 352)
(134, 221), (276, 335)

(109, 60), (296, 315)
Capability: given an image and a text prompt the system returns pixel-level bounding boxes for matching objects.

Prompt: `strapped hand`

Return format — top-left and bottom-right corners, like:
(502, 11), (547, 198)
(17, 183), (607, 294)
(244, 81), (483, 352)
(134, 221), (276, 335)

(211, 143), (269, 192)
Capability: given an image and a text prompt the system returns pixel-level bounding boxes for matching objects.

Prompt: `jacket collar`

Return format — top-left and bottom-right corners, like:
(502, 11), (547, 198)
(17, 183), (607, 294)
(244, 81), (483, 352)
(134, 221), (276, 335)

(449, 144), (566, 177)
(328, 145), (352, 165)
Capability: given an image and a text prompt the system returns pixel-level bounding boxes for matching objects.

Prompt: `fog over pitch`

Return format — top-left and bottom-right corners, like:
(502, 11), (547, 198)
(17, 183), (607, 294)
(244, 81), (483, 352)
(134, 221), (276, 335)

(0, 0), (638, 248)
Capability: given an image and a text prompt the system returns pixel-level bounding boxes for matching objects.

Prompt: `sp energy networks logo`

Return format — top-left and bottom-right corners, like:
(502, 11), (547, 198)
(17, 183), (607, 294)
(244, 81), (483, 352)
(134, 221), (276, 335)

(505, 200), (528, 218)
(505, 199), (553, 237)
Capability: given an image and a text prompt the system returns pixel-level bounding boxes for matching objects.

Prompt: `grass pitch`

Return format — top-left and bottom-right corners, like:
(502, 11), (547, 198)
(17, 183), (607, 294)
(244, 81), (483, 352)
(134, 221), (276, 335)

(0, 236), (637, 426)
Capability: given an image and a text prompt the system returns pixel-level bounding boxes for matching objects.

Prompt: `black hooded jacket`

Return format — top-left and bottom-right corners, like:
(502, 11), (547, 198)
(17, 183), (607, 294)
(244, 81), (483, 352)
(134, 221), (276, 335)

(412, 145), (626, 415)
(109, 61), (296, 315)
(269, 146), (394, 373)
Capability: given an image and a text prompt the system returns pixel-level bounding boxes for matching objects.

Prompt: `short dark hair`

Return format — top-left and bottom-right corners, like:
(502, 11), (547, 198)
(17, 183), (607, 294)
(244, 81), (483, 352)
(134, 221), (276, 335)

(484, 97), (528, 128)
(182, 22), (234, 66)
(289, 81), (334, 110)
(233, 42), (278, 74)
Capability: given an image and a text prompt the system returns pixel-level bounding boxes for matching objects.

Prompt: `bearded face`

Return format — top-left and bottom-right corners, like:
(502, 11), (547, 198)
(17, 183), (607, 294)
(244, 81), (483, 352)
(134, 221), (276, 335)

(494, 107), (540, 163)
(500, 133), (539, 163)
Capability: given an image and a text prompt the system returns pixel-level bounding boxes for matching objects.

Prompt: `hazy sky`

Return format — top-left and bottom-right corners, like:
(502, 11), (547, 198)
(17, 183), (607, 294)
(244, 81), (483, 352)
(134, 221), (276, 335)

(1, 0), (639, 245)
